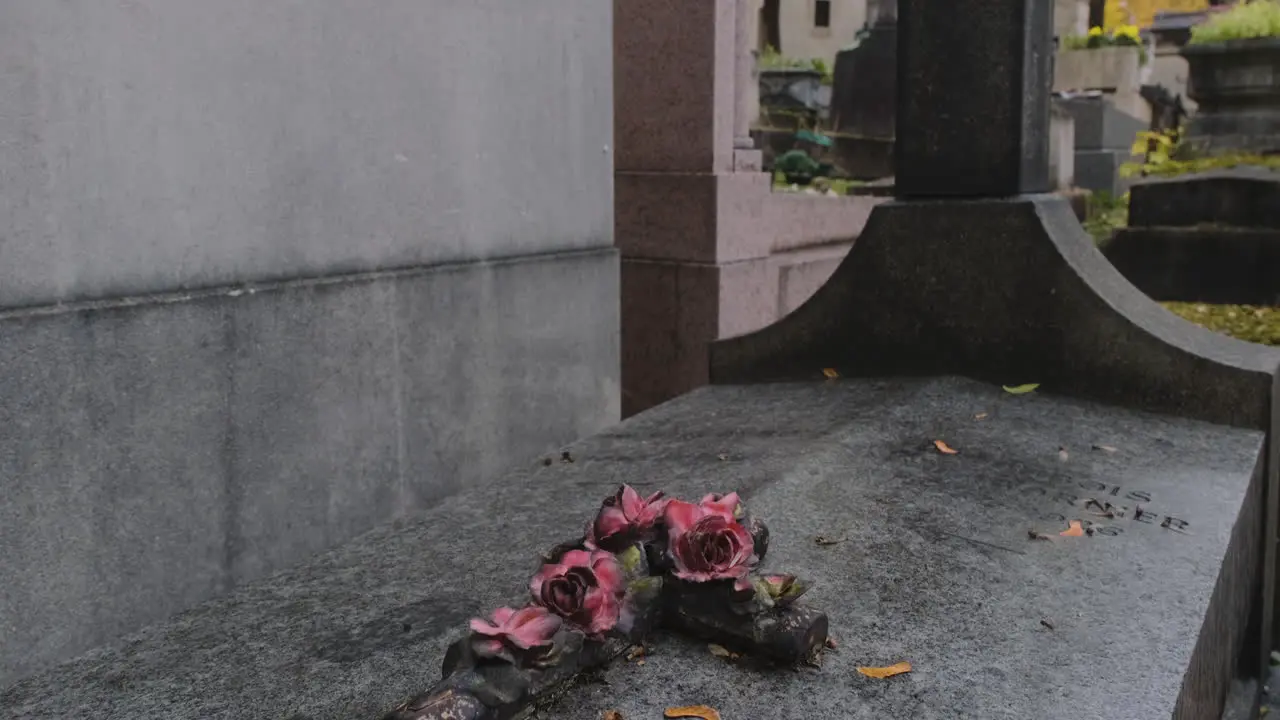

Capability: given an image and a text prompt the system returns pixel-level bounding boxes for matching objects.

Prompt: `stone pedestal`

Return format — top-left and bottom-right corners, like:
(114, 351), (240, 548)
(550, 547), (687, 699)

(615, 0), (879, 416)
(1183, 38), (1280, 157)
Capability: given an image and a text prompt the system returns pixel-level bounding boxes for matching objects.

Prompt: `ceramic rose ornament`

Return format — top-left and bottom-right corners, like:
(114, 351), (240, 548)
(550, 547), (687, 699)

(381, 484), (828, 720)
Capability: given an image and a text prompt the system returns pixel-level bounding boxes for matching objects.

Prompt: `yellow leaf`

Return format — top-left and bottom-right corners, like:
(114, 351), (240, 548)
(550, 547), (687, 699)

(604, 711), (624, 720)
(822, 368), (839, 379)
(665, 706), (722, 720)
(1002, 383), (1040, 394)
(933, 440), (959, 455)
(1060, 520), (1086, 537)
(857, 661), (912, 679)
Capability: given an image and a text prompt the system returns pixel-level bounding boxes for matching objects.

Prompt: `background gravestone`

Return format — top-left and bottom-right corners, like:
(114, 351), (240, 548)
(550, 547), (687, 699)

(828, 0), (897, 180)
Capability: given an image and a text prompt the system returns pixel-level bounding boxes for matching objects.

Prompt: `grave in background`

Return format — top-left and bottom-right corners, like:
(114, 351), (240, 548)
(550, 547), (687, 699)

(1106, 19), (1280, 306)
(4, 1), (1280, 719)
(828, 0), (898, 180)
(1106, 168), (1280, 304)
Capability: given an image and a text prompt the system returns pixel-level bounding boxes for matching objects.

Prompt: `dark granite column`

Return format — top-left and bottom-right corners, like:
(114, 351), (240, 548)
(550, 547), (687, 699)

(895, 0), (1052, 197)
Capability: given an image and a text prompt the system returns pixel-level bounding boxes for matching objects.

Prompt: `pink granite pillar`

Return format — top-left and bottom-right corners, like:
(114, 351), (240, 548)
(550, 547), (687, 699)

(616, 0), (775, 417)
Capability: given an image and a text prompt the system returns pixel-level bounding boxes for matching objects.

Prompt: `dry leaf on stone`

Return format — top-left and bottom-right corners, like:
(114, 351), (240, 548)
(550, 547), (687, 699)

(934, 440), (959, 455)
(1002, 383), (1041, 394)
(856, 661), (913, 679)
(1091, 444), (1118, 453)
(603, 711), (624, 720)
(626, 645), (647, 661)
(815, 535), (847, 546)
(665, 706), (722, 720)
(1060, 520), (1086, 537)
(822, 368), (840, 379)
(974, 412), (989, 420)
(707, 644), (738, 660)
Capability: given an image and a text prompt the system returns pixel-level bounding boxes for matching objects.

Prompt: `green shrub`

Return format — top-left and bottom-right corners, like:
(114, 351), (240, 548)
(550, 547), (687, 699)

(1189, 0), (1280, 44)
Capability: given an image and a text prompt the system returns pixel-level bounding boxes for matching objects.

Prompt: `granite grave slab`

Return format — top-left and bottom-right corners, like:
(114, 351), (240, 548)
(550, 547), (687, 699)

(0, 377), (1265, 720)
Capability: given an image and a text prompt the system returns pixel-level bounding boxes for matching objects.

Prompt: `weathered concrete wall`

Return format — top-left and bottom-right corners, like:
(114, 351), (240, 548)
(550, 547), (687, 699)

(0, 0), (612, 308)
(0, 0), (617, 684)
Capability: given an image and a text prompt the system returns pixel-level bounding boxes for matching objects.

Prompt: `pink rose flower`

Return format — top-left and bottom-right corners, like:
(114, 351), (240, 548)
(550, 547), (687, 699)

(663, 498), (757, 591)
(468, 605), (562, 665)
(530, 549), (625, 636)
(586, 485), (670, 551)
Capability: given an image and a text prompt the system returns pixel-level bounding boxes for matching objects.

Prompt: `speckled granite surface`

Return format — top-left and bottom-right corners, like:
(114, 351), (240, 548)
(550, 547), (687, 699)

(0, 377), (1264, 719)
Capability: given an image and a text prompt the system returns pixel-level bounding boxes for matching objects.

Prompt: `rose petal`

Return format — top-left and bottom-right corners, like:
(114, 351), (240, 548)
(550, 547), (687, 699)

(664, 500), (704, 538)
(594, 505), (630, 539)
(559, 549), (593, 568)
(507, 607), (562, 648)
(590, 552), (625, 595)
(491, 607), (516, 625)
(583, 589), (621, 635)
(618, 485), (644, 519)
(469, 617), (503, 636)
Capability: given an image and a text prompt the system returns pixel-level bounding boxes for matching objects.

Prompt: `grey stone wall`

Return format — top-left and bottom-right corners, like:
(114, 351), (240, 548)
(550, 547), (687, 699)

(0, 1), (617, 684)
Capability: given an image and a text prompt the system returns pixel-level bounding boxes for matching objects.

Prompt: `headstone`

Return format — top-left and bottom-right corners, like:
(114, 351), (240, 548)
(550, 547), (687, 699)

(713, 0), (1280, 712)
(1055, 95), (1145, 195)
(827, 0), (897, 179)
(1105, 167), (1280, 304)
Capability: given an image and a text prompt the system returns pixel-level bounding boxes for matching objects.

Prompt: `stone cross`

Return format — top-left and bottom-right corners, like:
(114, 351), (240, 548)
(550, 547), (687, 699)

(896, 0), (1053, 197)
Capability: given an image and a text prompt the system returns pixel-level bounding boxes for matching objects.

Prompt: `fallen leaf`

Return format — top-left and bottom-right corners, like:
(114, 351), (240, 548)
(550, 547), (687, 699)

(1027, 530), (1054, 541)
(1091, 444), (1118, 453)
(856, 661), (912, 679)
(974, 412), (989, 420)
(707, 644), (735, 659)
(1060, 520), (1086, 537)
(626, 645), (647, 661)
(1002, 383), (1041, 395)
(822, 368), (839, 379)
(665, 706), (721, 720)
(603, 711), (624, 720)
(1058, 446), (1069, 462)
(1040, 619), (1055, 631)
(636, 658), (646, 666)
(933, 440), (959, 455)
(815, 535), (847, 546)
